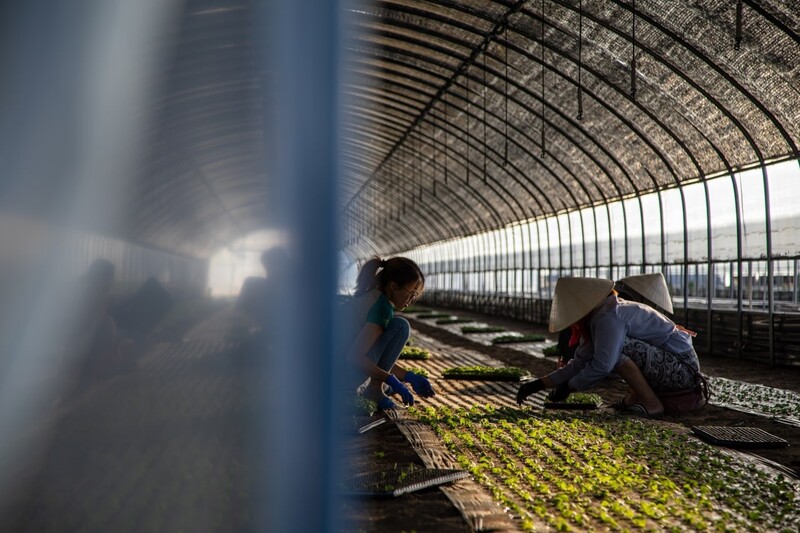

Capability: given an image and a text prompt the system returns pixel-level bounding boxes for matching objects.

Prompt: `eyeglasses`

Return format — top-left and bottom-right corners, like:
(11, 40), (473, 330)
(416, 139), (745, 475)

(398, 286), (421, 303)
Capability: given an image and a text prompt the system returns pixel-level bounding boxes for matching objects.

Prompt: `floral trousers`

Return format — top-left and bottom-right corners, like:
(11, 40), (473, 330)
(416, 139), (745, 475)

(621, 337), (700, 392)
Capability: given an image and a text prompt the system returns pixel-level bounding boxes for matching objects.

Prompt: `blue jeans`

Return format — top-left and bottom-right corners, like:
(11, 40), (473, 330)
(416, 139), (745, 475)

(365, 317), (410, 373)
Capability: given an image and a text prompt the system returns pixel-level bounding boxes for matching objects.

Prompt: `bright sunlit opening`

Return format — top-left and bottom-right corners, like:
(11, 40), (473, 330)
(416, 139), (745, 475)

(207, 230), (288, 297)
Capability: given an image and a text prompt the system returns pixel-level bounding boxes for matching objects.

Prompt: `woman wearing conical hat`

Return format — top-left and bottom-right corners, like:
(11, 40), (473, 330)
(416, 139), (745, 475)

(615, 272), (673, 315)
(516, 276), (701, 417)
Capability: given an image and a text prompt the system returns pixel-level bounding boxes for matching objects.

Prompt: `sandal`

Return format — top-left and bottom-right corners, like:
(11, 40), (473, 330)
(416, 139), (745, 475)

(624, 404), (662, 419)
(610, 400), (627, 411)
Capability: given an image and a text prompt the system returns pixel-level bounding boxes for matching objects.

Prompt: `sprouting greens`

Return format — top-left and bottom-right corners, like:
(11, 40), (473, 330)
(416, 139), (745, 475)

(442, 365), (528, 381)
(436, 317), (475, 325)
(400, 346), (431, 360)
(409, 404), (800, 532)
(491, 334), (546, 344)
(461, 325), (507, 334)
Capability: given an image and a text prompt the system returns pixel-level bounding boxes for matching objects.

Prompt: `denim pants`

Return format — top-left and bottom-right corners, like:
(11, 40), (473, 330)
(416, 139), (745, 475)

(365, 317), (410, 372)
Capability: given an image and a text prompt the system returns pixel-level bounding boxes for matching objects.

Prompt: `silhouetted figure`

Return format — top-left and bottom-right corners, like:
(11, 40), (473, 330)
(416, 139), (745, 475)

(112, 276), (173, 340)
(235, 251), (270, 330)
(229, 248), (292, 362)
(70, 259), (132, 386)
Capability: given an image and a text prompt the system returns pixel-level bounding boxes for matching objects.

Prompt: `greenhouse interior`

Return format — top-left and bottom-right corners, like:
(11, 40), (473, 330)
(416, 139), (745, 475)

(1, 1), (799, 532)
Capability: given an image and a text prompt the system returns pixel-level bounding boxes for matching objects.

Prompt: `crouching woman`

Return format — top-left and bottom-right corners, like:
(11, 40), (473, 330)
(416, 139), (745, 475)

(342, 257), (435, 411)
(516, 277), (701, 417)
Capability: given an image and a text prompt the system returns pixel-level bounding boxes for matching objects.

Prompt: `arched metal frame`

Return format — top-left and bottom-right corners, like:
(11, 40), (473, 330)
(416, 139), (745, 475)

(343, 0), (800, 365)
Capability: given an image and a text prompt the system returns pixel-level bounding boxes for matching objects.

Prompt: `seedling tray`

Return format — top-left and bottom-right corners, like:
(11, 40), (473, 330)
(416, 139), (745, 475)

(341, 468), (469, 497)
(544, 393), (602, 410)
(492, 334), (546, 344)
(461, 326), (506, 334)
(442, 365), (527, 382)
(691, 426), (788, 449)
(399, 346), (431, 360)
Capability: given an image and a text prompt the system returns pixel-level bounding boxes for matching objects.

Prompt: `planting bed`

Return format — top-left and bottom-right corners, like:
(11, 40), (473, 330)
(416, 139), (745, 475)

(442, 365), (529, 382)
(435, 317), (475, 325)
(709, 376), (800, 426)
(461, 325), (507, 334)
(491, 334), (547, 345)
(416, 312), (452, 320)
(399, 345), (431, 360)
(412, 404), (800, 532)
(544, 392), (603, 410)
(400, 308), (800, 530)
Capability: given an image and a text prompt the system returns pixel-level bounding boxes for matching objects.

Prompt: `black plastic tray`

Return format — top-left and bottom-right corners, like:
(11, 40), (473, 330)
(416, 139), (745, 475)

(341, 468), (469, 497)
(691, 426), (788, 449)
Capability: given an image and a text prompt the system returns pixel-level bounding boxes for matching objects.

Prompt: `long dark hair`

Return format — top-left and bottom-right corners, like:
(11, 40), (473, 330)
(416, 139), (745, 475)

(353, 256), (424, 296)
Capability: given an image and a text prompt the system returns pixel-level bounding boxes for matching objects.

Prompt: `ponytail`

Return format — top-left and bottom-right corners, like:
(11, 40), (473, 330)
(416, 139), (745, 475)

(354, 257), (382, 295)
(353, 256), (424, 296)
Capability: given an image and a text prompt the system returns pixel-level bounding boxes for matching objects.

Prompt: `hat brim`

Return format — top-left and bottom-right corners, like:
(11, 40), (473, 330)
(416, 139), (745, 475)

(618, 273), (673, 314)
(548, 278), (615, 333)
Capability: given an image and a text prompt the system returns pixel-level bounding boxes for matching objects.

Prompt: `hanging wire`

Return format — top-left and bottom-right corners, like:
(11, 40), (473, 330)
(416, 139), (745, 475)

(402, 144), (408, 214)
(466, 71), (471, 185)
(411, 135), (422, 207)
(577, 0), (584, 120)
(412, 134), (417, 207)
(735, 0), (743, 50)
(432, 113), (437, 184)
(416, 134), (422, 202)
(540, 0), (546, 158)
(444, 98), (449, 184)
(482, 48), (487, 181)
(503, 25), (509, 166)
(630, 0), (637, 100)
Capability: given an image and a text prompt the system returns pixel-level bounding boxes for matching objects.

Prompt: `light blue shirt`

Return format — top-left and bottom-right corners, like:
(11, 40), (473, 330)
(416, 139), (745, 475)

(548, 295), (694, 391)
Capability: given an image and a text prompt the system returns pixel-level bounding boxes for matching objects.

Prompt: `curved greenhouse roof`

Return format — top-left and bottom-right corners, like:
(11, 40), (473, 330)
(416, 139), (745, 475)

(340, 0), (800, 257)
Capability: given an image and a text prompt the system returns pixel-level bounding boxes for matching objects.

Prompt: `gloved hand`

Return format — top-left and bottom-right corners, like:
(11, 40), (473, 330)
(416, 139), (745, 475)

(386, 374), (414, 406)
(405, 371), (435, 398)
(516, 378), (545, 405)
(548, 382), (571, 402)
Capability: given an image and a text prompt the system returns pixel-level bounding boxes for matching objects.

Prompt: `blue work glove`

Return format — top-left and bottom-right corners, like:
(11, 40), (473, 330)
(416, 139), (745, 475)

(548, 382), (572, 402)
(405, 371), (435, 398)
(386, 374), (414, 406)
(516, 378), (545, 405)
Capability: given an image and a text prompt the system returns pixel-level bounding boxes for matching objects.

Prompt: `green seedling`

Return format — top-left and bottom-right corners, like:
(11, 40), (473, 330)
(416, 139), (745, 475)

(411, 404), (800, 532)
(461, 325), (506, 334)
(400, 346), (431, 360)
(435, 317), (474, 325)
(416, 312), (451, 319)
(542, 345), (559, 357)
(442, 365), (528, 381)
(491, 334), (546, 344)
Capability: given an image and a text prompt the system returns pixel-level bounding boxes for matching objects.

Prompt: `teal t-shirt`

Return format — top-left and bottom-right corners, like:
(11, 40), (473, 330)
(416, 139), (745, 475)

(366, 292), (394, 329)
(340, 289), (395, 347)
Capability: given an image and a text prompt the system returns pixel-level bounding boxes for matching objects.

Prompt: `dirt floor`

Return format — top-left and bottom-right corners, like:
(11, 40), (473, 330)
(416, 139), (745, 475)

(342, 305), (800, 532)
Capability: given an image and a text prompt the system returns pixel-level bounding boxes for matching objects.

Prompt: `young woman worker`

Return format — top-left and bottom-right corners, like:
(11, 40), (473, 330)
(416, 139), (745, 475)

(342, 257), (435, 411)
(516, 277), (701, 418)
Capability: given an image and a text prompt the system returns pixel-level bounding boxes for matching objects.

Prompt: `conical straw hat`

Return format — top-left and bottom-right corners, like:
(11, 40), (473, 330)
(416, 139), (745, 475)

(548, 277), (615, 333)
(617, 272), (673, 314)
